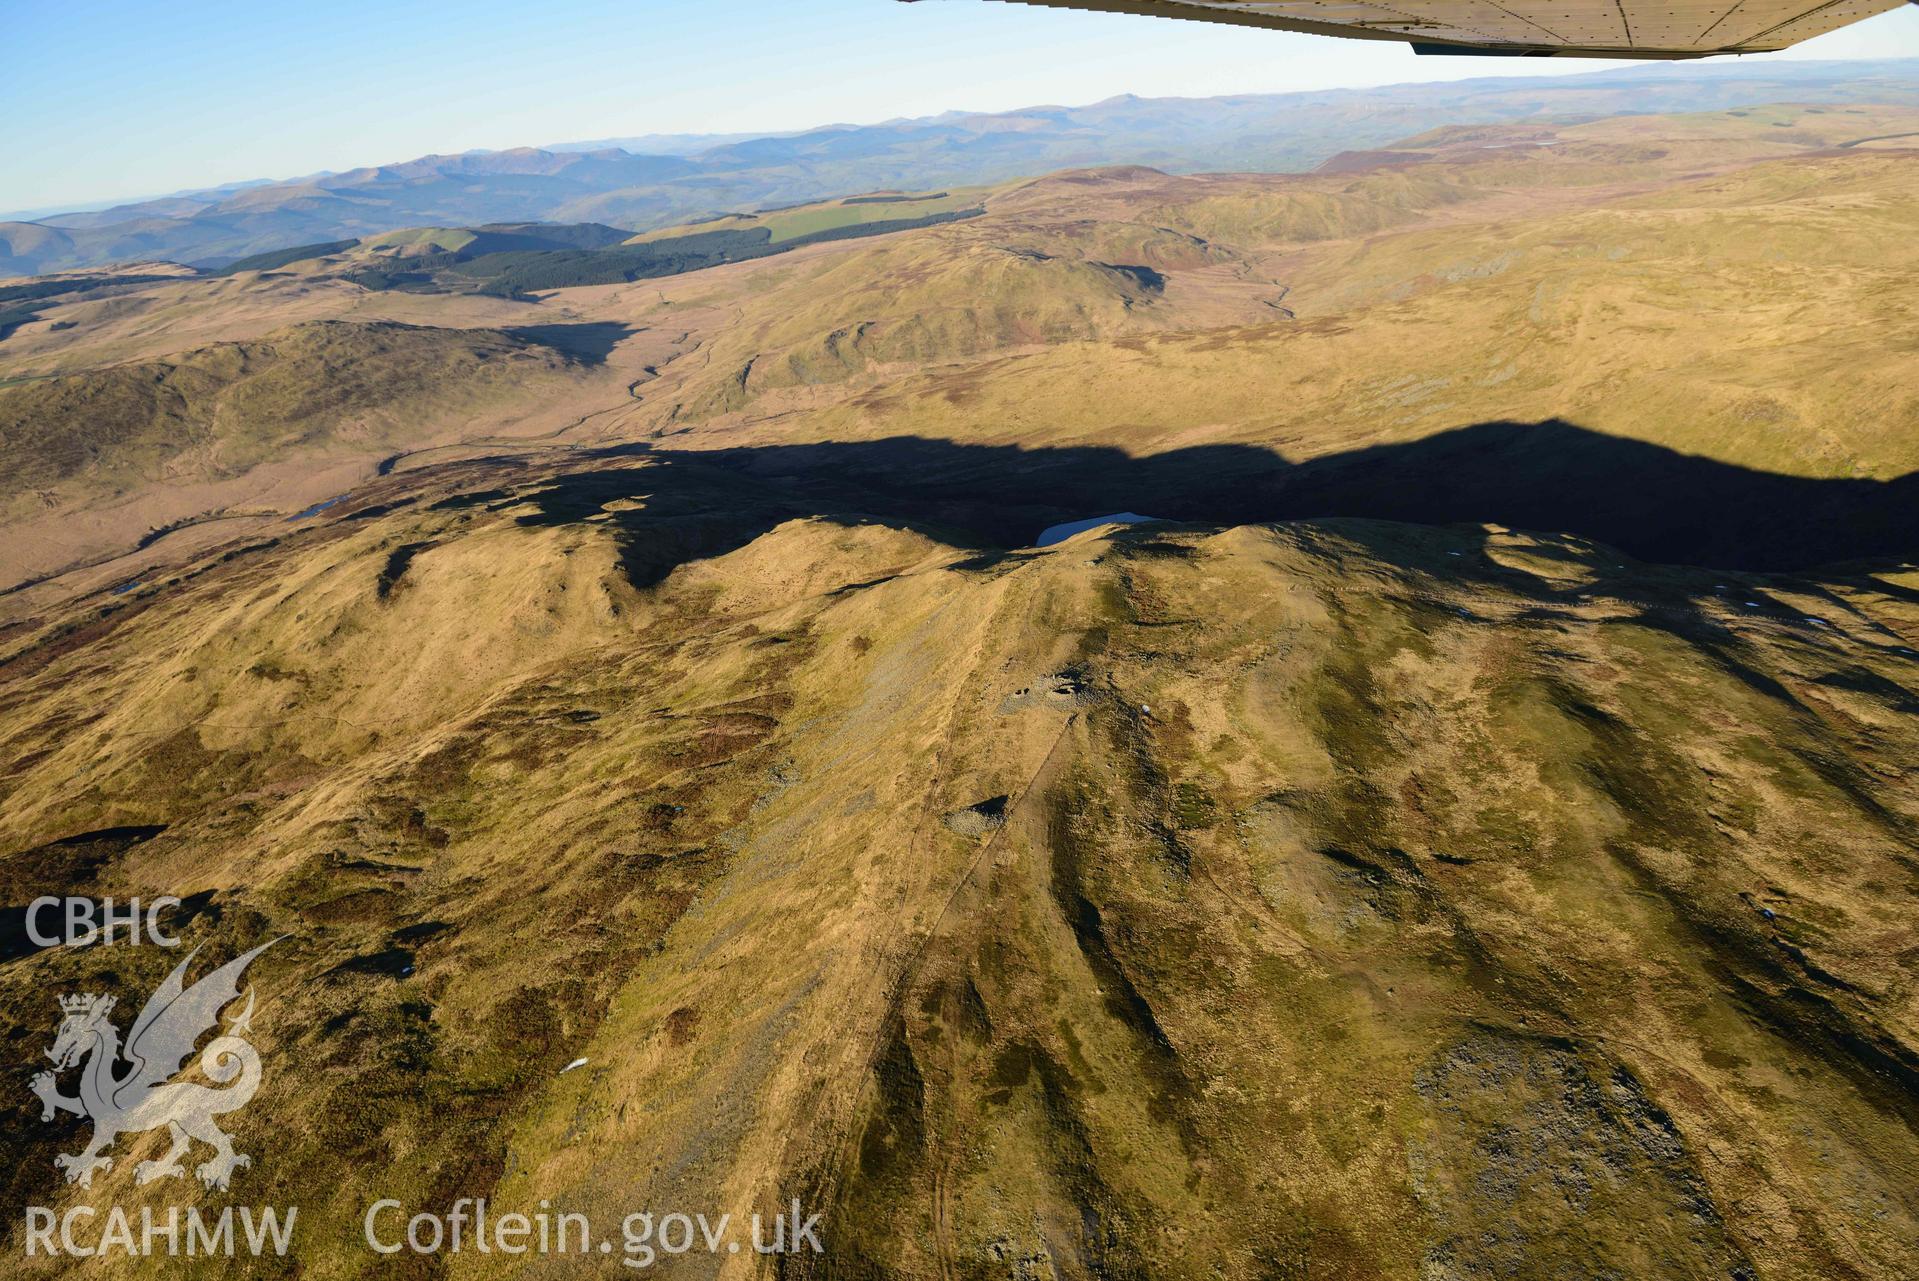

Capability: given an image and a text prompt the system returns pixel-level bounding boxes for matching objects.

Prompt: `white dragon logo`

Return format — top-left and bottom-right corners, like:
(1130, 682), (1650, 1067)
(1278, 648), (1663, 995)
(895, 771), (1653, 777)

(30, 940), (279, 1191)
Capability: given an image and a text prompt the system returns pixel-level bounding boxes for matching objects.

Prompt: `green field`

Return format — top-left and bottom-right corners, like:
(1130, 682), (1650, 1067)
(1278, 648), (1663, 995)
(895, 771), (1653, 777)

(630, 186), (995, 246)
(358, 227), (479, 254)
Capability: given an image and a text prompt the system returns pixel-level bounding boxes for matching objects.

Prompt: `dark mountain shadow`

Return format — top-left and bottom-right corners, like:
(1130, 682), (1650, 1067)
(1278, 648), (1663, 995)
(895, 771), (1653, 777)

(487, 418), (1917, 588)
(677, 421), (1919, 572)
(504, 321), (636, 365)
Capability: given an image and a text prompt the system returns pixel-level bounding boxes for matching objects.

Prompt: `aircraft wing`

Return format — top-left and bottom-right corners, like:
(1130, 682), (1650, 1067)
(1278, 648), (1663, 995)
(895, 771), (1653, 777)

(925, 0), (1910, 58)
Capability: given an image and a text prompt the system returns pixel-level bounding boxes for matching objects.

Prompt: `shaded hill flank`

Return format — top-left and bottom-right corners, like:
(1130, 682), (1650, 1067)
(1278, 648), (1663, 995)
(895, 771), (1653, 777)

(658, 424), (1919, 572)
(0, 437), (1915, 1277)
(0, 271), (186, 341)
(338, 208), (984, 295)
(80, 421), (1904, 598)
(0, 320), (590, 519)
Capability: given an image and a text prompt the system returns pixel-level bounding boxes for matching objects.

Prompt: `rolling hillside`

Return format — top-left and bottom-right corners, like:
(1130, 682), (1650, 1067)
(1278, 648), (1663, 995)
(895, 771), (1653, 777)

(5, 104), (1918, 593)
(2, 456), (1916, 1279)
(0, 96), (1916, 1279)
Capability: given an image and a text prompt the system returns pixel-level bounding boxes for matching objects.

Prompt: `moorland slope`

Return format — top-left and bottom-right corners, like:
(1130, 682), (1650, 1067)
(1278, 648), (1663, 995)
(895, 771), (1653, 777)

(1, 98), (1916, 1281)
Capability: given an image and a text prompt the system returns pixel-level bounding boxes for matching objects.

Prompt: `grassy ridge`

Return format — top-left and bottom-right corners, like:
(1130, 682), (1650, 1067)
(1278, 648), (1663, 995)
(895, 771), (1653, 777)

(0, 319), (584, 517)
(216, 239), (361, 275)
(342, 207), (986, 296)
(0, 272), (183, 340)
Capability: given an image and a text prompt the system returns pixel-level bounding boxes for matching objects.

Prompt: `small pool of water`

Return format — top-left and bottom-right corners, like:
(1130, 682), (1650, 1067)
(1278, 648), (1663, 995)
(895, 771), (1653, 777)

(1035, 512), (1163, 548)
(288, 494), (347, 521)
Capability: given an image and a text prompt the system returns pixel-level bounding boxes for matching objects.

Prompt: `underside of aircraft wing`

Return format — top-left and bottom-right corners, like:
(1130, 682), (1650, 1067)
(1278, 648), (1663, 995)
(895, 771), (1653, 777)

(923, 0), (1910, 58)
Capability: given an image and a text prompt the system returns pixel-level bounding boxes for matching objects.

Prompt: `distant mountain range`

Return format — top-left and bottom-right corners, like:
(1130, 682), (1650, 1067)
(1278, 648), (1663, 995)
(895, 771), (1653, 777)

(5, 57), (1916, 277)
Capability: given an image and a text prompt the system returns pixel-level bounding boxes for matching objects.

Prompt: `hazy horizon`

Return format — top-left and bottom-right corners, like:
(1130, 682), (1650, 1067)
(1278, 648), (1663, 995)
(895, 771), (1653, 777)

(5, 0), (1919, 217)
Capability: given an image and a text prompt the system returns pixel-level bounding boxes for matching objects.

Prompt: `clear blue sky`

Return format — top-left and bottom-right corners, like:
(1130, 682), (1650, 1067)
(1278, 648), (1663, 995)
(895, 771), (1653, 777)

(4, 0), (1917, 215)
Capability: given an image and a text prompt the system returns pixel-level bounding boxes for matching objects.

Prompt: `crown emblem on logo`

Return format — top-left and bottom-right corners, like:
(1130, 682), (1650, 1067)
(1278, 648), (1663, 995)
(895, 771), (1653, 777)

(36, 940), (279, 1192)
